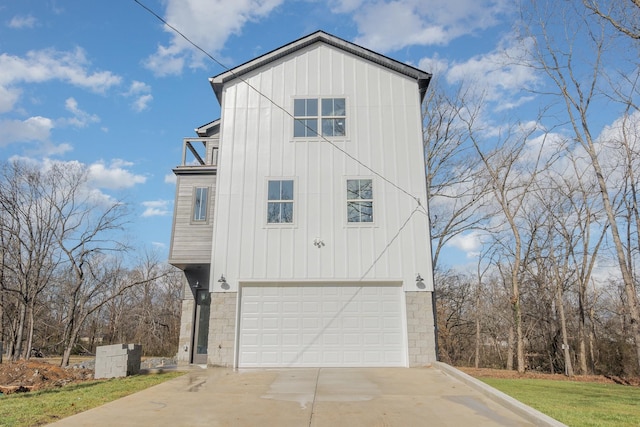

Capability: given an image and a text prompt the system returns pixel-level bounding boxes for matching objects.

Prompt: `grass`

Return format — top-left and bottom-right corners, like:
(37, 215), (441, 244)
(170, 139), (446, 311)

(0, 371), (185, 427)
(479, 377), (640, 427)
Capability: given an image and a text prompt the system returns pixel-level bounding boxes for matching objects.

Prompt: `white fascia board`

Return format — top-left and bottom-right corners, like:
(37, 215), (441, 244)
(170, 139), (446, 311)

(209, 31), (432, 105)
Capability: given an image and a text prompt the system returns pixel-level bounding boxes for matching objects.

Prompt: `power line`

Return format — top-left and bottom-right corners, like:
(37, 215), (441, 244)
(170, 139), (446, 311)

(133, 0), (426, 211)
(359, 205), (423, 280)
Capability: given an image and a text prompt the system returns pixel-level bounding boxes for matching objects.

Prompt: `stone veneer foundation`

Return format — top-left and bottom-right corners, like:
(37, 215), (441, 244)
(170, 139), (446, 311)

(206, 291), (237, 367)
(176, 281), (194, 365)
(405, 291), (437, 367)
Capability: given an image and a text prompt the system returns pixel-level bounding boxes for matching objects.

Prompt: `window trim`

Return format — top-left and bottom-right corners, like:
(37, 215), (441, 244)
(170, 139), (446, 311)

(265, 178), (296, 226)
(346, 178), (374, 225)
(192, 186), (209, 223)
(293, 97), (347, 139)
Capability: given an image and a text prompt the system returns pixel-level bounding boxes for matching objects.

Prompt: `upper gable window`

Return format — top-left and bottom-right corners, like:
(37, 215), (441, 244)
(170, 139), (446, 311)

(294, 98), (346, 138)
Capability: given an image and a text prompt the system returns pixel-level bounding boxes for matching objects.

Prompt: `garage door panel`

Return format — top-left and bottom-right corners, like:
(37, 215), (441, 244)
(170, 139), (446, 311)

(282, 301), (299, 312)
(302, 287), (321, 297)
(384, 334), (402, 345)
(242, 333), (259, 345)
(363, 333), (381, 345)
(262, 317), (279, 329)
(362, 317), (380, 329)
(282, 333), (298, 345)
(243, 301), (259, 313)
(239, 284), (405, 367)
(262, 333), (278, 345)
(323, 352), (340, 363)
(263, 302), (280, 313)
(383, 317), (402, 328)
(343, 351), (360, 363)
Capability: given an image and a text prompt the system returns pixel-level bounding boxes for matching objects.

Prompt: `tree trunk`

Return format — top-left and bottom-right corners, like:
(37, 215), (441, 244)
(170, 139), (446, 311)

(512, 254), (525, 373)
(578, 280), (589, 374)
(13, 302), (26, 361)
(557, 284), (574, 376)
(589, 304), (597, 373)
(25, 303), (35, 361)
(507, 326), (514, 371)
(515, 301), (525, 373)
(0, 291), (3, 363)
(61, 324), (81, 367)
(475, 287), (481, 369)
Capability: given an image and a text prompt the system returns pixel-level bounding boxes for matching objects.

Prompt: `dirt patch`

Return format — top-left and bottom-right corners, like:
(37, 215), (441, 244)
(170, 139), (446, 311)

(459, 367), (640, 386)
(0, 360), (94, 395)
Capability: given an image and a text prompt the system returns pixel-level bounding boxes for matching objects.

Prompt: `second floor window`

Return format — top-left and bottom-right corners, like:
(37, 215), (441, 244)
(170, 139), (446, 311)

(193, 187), (208, 221)
(347, 179), (373, 223)
(267, 180), (294, 223)
(294, 98), (346, 138)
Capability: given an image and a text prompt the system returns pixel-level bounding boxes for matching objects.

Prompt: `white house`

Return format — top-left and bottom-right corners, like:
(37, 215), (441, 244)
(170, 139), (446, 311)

(169, 31), (436, 368)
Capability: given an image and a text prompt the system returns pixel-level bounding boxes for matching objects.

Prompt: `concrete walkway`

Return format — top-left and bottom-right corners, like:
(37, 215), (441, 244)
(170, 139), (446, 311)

(48, 365), (565, 427)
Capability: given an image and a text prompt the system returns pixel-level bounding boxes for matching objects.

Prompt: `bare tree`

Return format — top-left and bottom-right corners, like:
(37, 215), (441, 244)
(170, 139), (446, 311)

(57, 255), (167, 366)
(423, 79), (490, 270)
(584, 0), (640, 40)
(522, 0), (640, 372)
(0, 162), (61, 360)
(44, 163), (132, 366)
(550, 154), (607, 374)
(465, 113), (554, 372)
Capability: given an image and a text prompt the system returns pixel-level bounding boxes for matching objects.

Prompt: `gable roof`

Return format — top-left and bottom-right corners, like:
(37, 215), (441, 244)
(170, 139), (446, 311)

(195, 119), (220, 137)
(209, 30), (431, 104)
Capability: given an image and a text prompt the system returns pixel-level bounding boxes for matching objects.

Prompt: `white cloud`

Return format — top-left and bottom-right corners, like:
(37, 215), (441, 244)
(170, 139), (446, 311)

(445, 36), (539, 107)
(127, 81), (151, 95)
(59, 97), (100, 127)
(347, 0), (512, 52)
(418, 55), (449, 76)
(124, 81), (153, 112)
(0, 116), (54, 146)
(0, 48), (121, 93)
(329, 0), (364, 13)
(141, 200), (172, 217)
(164, 173), (177, 184)
(88, 159), (147, 189)
(0, 86), (22, 114)
(8, 15), (37, 29)
(132, 94), (153, 112)
(144, 0), (284, 76)
(447, 231), (483, 258)
(5, 157), (117, 205)
(39, 142), (73, 156)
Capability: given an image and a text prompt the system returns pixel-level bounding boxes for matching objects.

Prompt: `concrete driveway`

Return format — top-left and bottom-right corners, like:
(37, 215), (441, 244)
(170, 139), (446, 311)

(48, 364), (564, 427)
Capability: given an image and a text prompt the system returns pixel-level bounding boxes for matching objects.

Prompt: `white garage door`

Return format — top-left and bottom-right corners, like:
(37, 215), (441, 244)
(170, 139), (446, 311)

(238, 283), (405, 367)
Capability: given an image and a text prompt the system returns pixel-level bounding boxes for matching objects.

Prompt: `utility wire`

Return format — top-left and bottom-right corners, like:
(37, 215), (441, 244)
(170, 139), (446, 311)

(133, 0), (425, 210)
(359, 205), (422, 280)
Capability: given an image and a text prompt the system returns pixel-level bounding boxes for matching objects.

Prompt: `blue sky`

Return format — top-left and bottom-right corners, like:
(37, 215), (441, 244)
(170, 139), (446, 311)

(0, 0), (554, 264)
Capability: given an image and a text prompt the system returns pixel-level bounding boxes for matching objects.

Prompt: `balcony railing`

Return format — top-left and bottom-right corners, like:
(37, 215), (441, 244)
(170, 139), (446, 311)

(178, 138), (219, 167)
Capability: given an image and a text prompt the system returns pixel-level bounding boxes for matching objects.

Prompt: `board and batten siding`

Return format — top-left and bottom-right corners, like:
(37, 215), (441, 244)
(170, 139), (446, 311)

(169, 173), (216, 265)
(211, 42), (432, 292)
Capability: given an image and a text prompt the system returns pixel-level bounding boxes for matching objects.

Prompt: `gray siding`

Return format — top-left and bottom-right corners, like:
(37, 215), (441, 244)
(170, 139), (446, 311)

(169, 173), (216, 265)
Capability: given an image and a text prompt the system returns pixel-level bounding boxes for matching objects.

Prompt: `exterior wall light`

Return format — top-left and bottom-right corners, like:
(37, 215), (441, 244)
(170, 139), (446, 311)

(218, 275), (230, 290)
(416, 274), (426, 289)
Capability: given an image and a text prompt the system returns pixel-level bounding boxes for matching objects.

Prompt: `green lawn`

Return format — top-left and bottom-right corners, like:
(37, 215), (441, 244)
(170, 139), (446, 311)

(0, 372), (185, 427)
(480, 377), (640, 427)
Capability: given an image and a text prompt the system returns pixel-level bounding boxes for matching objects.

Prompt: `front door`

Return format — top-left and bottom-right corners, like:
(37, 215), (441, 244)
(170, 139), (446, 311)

(192, 289), (210, 364)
